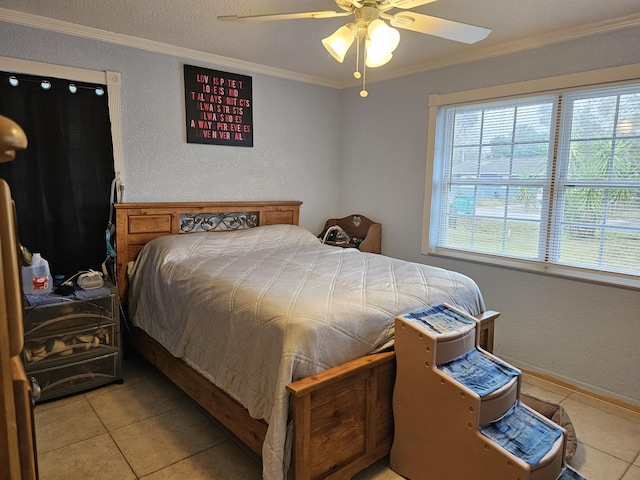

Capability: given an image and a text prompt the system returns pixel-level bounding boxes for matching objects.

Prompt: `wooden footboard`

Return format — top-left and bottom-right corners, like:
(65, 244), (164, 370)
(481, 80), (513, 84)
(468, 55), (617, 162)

(287, 351), (396, 480)
(126, 309), (498, 480)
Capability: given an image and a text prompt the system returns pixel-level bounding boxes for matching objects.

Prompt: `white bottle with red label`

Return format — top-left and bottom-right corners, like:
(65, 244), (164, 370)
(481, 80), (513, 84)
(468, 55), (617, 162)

(21, 252), (53, 295)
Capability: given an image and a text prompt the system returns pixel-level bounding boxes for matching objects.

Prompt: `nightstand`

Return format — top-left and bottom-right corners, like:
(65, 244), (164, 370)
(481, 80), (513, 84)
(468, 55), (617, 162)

(22, 283), (122, 403)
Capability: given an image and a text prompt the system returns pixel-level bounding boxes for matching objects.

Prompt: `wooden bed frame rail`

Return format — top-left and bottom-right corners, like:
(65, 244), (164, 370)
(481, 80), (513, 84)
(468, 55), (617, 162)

(114, 201), (498, 480)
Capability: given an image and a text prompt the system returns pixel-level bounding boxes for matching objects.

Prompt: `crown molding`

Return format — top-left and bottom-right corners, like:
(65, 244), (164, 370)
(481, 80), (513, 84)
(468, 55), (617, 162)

(0, 7), (342, 89)
(355, 12), (640, 87)
(2, 7), (639, 90)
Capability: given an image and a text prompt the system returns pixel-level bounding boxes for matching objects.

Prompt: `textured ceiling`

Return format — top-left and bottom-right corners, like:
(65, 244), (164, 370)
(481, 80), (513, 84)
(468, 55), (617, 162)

(1, 0), (639, 86)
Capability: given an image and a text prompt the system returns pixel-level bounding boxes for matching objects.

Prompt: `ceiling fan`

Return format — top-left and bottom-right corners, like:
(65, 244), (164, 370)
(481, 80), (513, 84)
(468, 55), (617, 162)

(219, 0), (491, 96)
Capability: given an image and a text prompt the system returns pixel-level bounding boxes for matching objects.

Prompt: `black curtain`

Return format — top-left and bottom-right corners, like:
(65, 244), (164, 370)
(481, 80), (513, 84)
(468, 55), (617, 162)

(0, 71), (115, 278)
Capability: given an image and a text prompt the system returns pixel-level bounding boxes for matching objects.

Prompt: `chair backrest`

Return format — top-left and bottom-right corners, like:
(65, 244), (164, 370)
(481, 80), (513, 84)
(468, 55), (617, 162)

(323, 214), (376, 237)
(322, 214), (381, 254)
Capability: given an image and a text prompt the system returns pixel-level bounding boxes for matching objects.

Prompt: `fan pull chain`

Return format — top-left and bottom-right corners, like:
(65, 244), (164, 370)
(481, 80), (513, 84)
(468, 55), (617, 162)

(360, 45), (368, 97)
(361, 64), (368, 97)
(352, 27), (367, 97)
(354, 28), (361, 80)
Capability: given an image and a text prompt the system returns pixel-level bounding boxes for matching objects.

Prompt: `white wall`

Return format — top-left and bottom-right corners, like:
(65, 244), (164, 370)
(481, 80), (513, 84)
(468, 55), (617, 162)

(0, 22), (342, 234)
(338, 27), (640, 406)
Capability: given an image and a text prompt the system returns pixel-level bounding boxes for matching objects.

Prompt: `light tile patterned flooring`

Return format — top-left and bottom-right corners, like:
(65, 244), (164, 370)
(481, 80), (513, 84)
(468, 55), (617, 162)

(34, 352), (640, 480)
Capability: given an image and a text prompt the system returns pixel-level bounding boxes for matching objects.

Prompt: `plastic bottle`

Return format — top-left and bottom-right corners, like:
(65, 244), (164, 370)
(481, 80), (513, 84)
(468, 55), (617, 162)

(21, 253), (53, 295)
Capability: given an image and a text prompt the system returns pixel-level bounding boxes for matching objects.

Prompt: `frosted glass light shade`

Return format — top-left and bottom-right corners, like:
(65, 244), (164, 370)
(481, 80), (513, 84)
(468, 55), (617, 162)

(365, 50), (393, 67)
(367, 19), (400, 54)
(322, 24), (356, 63)
(365, 39), (394, 67)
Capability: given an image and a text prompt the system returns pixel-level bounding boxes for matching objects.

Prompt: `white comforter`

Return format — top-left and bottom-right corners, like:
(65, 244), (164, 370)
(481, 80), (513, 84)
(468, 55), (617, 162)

(128, 224), (485, 479)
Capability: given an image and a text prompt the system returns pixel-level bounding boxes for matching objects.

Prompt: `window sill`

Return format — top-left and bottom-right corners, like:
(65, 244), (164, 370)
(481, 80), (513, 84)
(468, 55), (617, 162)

(427, 247), (640, 291)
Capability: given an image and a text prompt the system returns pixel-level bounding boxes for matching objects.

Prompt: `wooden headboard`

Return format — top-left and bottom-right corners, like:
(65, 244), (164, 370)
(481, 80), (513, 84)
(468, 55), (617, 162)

(114, 201), (302, 302)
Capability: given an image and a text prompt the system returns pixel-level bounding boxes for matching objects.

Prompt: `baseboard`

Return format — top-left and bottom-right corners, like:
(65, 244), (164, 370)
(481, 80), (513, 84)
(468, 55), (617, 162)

(521, 369), (640, 415)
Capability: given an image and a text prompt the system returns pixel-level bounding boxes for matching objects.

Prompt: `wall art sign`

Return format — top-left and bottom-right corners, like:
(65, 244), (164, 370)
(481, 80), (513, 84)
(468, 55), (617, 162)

(183, 64), (253, 147)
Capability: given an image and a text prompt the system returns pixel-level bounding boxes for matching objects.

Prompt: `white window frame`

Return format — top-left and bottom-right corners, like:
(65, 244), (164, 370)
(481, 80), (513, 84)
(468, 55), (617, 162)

(423, 63), (640, 290)
(1, 56), (125, 198)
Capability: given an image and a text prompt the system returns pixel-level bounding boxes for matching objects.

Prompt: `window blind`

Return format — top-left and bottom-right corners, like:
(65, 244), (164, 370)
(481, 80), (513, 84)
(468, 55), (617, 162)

(431, 84), (640, 283)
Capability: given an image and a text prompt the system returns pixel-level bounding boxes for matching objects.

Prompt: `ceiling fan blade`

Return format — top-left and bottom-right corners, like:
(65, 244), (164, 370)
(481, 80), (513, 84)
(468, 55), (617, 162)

(218, 10), (351, 22)
(388, 0), (439, 9)
(390, 11), (491, 44)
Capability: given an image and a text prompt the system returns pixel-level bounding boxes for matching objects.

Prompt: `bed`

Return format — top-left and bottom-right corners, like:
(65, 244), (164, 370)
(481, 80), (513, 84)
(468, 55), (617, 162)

(114, 201), (496, 480)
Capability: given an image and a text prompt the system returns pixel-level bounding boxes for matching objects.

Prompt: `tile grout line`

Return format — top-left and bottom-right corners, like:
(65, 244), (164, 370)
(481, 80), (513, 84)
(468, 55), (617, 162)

(34, 393), (107, 457)
(618, 462), (634, 480)
(536, 391), (638, 475)
(137, 439), (237, 480)
(580, 442), (635, 469)
(88, 394), (225, 479)
(86, 392), (139, 479)
(561, 390), (639, 467)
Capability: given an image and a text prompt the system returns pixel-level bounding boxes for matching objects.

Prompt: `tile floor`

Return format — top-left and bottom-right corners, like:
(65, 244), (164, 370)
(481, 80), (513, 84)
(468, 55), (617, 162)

(34, 352), (640, 480)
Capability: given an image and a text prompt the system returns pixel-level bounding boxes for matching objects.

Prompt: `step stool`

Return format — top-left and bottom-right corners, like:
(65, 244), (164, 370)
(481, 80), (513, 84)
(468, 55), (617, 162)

(390, 303), (572, 480)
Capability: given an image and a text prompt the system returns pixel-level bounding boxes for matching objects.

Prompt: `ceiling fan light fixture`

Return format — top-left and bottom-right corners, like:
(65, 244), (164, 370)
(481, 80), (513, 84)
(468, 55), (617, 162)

(367, 19), (400, 54)
(322, 23), (357, 63)
(219, 0), (492, 98)
(365, 52), (393, 68)
(365, 41), (393, 67)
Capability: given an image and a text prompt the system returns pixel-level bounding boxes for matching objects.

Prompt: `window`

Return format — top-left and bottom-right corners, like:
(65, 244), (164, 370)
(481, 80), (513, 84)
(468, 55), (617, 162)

(427, 65), (640, 288)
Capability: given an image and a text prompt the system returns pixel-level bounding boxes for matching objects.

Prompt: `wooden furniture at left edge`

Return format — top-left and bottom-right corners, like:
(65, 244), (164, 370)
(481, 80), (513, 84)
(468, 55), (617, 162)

(0, 179), (37, 480)
(114, 201), (499, 480)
